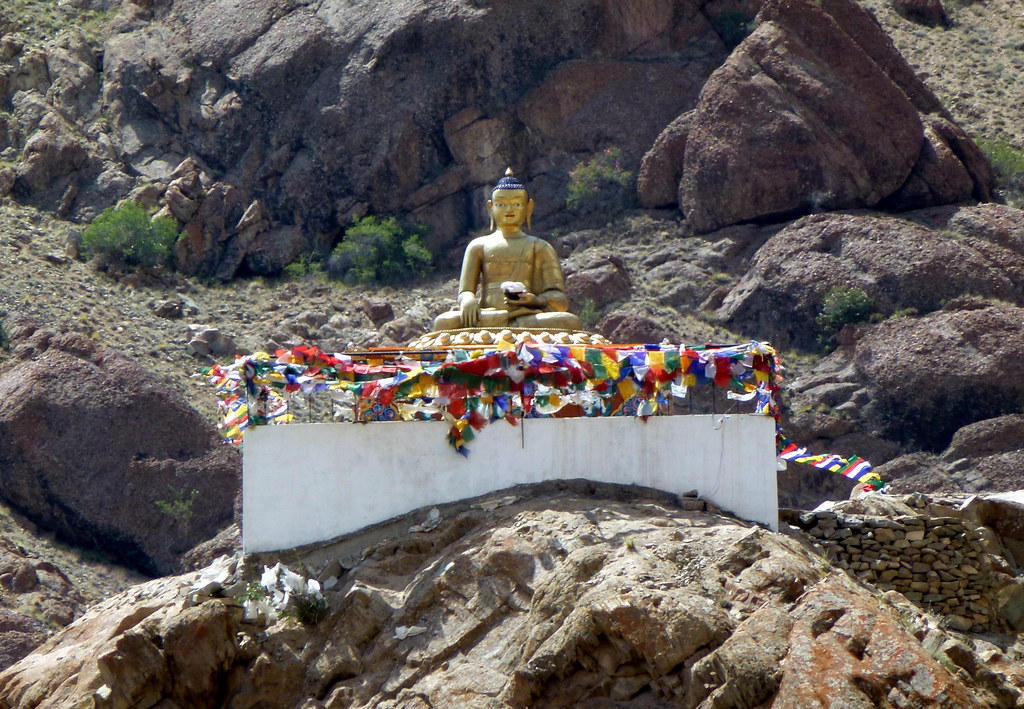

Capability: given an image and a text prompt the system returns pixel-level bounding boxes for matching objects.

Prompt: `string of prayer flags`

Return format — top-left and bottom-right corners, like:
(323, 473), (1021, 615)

(204, 339), (879, 488)
(778, 438), (881, 486)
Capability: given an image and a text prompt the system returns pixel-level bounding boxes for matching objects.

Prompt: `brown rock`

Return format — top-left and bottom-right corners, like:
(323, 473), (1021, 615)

(637, 111), (694, 208)
(381, 315), (426, 345)
(243, 225), (308, 277)
(0, 572), (240, 708)
(0, 327), (239, 575)
(101, 0), (725, 249)
(597, 309), (677, 344)
(681, 0), (923, 232)
(884, 116), (995, 209)
(944, 415), (1024, 463)
(16, 124), (92, 194)
(891, 0), (949, 26)
(565, 255), (632, 309)
(773, 574), (983, 708)
(164, 184), (198, 222)
(186, 325), (237, 358)
(3, 487), (1023, 707)
(0, 609), (48, 672)
(362, 298), (394, 328)
(718, 208), (1024, 350)
(151, 298), (184, 319)
(854, 302), (1024, 452)
(816, 0), (946, 116)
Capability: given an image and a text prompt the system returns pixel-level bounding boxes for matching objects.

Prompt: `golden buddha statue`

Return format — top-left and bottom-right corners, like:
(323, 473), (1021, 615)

(432, 169), (583, 333)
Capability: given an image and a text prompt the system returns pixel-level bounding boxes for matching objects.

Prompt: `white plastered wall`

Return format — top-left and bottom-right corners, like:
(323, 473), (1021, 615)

(242, 414), (778, 553)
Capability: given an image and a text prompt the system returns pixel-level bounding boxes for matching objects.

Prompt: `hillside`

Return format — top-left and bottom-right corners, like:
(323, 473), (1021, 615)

(1, 0), (1024, 702)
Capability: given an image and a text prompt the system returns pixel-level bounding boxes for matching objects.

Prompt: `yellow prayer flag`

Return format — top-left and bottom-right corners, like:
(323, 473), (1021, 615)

(617, 378), (638, 401)
(602, 353), (620, 380)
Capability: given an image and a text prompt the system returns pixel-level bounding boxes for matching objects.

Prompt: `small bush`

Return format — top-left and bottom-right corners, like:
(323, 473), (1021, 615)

(817, 287), (875, 335)
(327, 216), (432, 285)
(579, 299), (600, 329)
(81, 202), (179, 271)
(977, 138), (1024, 207)
(566, 147), (634, 217)
(154, 486), (198, 538)
(282, 254), (325, 281)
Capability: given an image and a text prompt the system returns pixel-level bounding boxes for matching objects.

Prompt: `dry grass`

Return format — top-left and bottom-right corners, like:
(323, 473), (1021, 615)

(3, 0), (115, 46)
(858, 0), (1024, 149)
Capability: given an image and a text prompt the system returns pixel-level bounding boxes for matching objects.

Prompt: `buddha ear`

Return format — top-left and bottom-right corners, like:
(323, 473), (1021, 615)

(526, 198), (535, 231)
(487, 199), (495, 231)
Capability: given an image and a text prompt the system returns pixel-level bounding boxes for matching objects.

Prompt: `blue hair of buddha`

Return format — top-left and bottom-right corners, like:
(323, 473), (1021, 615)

(492, 168), (528, 196)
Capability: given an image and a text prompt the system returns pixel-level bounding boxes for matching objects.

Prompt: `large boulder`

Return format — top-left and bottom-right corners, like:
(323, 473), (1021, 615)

(0, 321), (239, 575)
(853, 302), (1024, 453)
(891, 0), (949, 26)
(672, 0), (991, 232)
(681, 0), (922, 231)
(718, 205), (1024, 350)
(637, 111), (694, 209)
(0, 568), (242, 709)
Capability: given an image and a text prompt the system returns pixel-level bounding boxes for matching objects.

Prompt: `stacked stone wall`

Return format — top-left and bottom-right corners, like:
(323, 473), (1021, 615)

(796, 510), (998, 632)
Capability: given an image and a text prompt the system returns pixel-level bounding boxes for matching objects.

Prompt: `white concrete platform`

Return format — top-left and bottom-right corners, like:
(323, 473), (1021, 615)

(242, 414), (778, 553)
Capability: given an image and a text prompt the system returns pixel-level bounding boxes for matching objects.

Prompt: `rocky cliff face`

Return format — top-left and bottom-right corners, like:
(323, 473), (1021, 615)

(0, 0), (996, 278)
(2, 485), (1024, 708)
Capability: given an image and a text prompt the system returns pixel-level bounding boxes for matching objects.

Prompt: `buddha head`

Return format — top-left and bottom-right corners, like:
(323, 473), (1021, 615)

(488, 168), (534, 233)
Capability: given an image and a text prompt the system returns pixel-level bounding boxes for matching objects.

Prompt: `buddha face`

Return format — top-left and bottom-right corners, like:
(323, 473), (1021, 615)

(489, 189), (534, 232)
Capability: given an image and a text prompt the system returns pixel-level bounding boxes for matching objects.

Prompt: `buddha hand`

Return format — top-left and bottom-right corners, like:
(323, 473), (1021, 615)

(458, 292), (480, 327)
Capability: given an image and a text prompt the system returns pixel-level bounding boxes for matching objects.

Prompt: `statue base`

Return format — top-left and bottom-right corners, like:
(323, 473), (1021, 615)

(408, 328), (610, 349)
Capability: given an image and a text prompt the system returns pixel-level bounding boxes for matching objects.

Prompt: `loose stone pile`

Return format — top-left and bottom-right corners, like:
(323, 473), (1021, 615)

(792, 502), (999, 632)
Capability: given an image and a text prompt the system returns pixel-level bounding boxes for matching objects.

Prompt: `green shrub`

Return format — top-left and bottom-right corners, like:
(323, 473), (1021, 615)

(977, 138), (1024, 207)
(154, 486), (198, 534)
(566, 147), (634, 217)
(579, 299), (600, 329)
(327, 216), (433, 285)
(817, 287), (875, 334)
(81, 202), (179, 270)
(282, 254), (325, 281)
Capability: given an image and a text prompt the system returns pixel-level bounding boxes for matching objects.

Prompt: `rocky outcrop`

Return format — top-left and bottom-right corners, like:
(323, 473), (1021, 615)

(717, 204), (1024, 350)
(564, 252), (633, 310)
(853, 301), (1024, 452)
(0, 536), (87, 634)
(0, 566), (242, 709)
(90, 0), (731, 276)
(1, 0), (996, 275)
(0, 30), (134, 219)
(0, 319), (240, 575)
(891, 0), (950, 26)
(666, 0), (992, 232)
(779, 298), (1024, 496)
(0, 610), (47, 674)
(637, 111), (694, 209)
(3, 486), (1024, 708)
